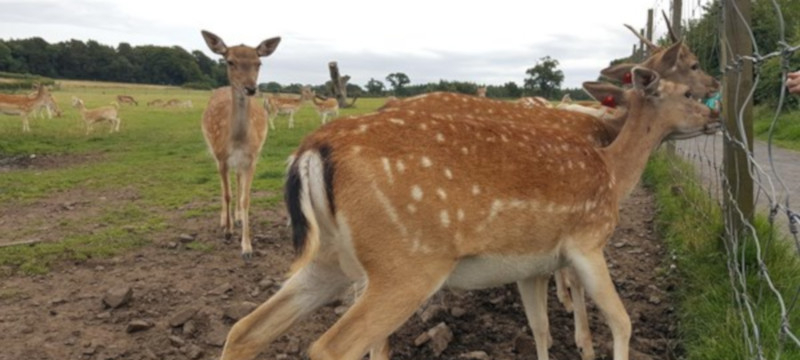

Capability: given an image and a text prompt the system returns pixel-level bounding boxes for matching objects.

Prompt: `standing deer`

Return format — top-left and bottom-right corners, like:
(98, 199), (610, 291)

(200, 30), (281, 260)
(303, 87), (339, 125)
(0, 84), (55, 132)
(373, 39), (719, 359)
(72, 97), (121, 134)
(217, 67), (720, 360)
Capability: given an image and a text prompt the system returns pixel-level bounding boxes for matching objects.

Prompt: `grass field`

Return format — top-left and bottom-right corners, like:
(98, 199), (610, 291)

(0, 83), (385, 273)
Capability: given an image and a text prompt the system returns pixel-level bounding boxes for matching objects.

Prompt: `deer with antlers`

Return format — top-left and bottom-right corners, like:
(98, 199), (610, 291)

(217, 65), (720, 360)
(200, 30), (281, 260)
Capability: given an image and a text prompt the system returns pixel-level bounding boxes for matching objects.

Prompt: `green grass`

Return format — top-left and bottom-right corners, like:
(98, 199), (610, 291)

(755, 105), (800, 150)
(643, 151), (800, 359)
(0, 83), (386, 274)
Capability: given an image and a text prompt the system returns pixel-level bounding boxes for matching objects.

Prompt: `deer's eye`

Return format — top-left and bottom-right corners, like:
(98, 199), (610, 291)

(685, 90), (692, 98)
(690, 63), (699, 70)
(227, 60), (235, 67)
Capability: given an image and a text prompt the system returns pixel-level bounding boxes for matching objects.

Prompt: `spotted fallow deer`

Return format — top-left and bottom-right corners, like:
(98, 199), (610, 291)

(372, 41), (718, 360)
(0, 84), (55, 132)
(200, 30), (281, 260)
(303, 87), (339, 125)
(476, 86), (487, 97)
(217, 66), (720, 360)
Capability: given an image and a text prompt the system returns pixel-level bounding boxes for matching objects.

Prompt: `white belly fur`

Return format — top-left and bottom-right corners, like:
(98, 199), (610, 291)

(445, 252), (563, 290)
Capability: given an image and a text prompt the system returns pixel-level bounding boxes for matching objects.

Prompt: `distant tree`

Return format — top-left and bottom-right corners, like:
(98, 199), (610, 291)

(386, 72), (410, 95)
(503, 81), (522, 98)
(365, 78), (385, 96)
(524, 56), (563, 99)
(259, 81), (283, 93)
(0, 41), (23, 73)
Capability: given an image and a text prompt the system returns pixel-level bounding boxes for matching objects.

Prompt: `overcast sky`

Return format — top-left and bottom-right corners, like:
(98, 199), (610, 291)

(0, 0), (710, 89)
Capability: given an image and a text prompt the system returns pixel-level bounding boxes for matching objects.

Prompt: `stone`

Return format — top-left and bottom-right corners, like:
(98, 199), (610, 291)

(427, 322), (454, 356)
(223, 301), (258, 321)
(460, 351), (490, 359)
(126, 319), (153, 333)
(103, 286), (133, 309)
(169, 308), (197, 327)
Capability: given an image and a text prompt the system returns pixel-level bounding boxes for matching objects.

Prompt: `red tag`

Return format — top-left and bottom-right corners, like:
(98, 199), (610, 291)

(623, 72), (633, 85)
(601, 95), (616, 108)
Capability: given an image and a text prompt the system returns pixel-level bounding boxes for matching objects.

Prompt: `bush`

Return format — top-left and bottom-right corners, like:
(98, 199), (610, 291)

(754, 56), (800, 109)
(0, 72), (56, 92)
(181, 81), (215, 90)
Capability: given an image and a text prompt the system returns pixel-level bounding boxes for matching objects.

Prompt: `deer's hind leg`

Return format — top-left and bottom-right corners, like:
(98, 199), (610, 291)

(309, 258), (454, 360)
(220, 260), (352, 360)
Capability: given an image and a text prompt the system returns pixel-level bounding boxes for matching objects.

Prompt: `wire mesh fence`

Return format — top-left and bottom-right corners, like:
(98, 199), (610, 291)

(646, 0), (800, 358)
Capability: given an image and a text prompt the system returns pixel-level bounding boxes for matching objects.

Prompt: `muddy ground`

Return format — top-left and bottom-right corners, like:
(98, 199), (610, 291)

(0, 155), (679, 360)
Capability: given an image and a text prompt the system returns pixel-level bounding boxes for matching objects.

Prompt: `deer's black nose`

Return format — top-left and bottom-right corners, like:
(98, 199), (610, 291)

(245, 87), (256, 96)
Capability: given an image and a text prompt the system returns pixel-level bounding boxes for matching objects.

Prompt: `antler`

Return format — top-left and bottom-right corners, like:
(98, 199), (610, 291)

(623, 24), (659, 51)
(662, 10), (679, 43)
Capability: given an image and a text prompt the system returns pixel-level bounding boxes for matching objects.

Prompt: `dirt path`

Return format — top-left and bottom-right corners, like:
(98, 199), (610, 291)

(0, 175), (679, 360)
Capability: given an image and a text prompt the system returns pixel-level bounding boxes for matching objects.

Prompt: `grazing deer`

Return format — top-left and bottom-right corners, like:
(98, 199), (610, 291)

(117, 95), (138, 106)
(0, 84), (55, 132)
(217, 67), (720, 360)
(72, 97), (121, 134)
(304, 87), (339, 124)
(200, 30), (281, 260)
(147, 99), (164, 107)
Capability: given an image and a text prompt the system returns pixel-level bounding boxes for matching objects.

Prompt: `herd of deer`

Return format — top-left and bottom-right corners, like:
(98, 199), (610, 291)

(264, 85), (340, 129)
(0, 89), (195, 134)
(198, 12), (721, 359)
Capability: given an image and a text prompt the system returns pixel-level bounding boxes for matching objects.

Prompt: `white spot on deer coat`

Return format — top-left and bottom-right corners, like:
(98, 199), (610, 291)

(436, 188), (447, 201)
(472, 185), (481, 195)
(411, 185), (423, 201)
(444, 168), (453, 179)
(381, 157), (394, 184)
(389, 118), (405, 125)
(440, 210), (451, 228)
(421, 156), (432, 168)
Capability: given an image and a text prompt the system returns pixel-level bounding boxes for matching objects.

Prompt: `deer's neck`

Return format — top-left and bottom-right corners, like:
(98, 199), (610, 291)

(600, 100), (663, 201)
(231, 88), (249, 146)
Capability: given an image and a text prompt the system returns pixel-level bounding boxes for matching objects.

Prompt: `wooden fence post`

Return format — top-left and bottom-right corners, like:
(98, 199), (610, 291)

(721, 0), (754, 228)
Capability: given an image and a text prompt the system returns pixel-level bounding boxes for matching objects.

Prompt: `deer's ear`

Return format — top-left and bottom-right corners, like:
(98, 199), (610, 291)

(201, 30), (228, 55)
(583, 81), (627, 108)
(601, 63), (635, 84)
(632, 67), (661, 96)
(257, 37), (281, 57)
(660, 41), (684, 68)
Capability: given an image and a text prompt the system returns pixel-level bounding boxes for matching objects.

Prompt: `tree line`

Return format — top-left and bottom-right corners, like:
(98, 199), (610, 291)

(0, 36), (592, 100)
(0, 37), (227, 89)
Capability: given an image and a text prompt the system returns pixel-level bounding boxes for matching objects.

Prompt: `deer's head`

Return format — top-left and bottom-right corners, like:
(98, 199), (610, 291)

(201, 30), (281, 96)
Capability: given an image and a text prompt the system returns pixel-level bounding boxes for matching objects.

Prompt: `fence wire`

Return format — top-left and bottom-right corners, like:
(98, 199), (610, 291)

(653, 0), (799, 358)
